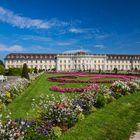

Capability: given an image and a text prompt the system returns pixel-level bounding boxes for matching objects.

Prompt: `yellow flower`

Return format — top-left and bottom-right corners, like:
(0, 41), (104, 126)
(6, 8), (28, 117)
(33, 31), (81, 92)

(6, 91), (11, 98)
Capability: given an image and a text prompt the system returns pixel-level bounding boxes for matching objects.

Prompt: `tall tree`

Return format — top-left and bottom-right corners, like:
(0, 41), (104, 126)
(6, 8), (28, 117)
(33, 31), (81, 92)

(21, 63), (30, 80)
(0, 60), (5, 67)
(34, 67), (38, 74)
(113, 68), (118, 74)
(0, 64), (5, 75)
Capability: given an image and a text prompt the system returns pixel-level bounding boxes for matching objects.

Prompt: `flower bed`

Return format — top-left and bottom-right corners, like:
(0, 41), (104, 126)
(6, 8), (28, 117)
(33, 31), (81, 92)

(0, 78), (30, 108)
(48, 73), (137, 85)
(48, 72), (137, 79)
(30, 80), (139, 139)
(50, 84), (99, 93)
(48, 76), (118, 84)
(0, 80), (139, 139)
(0, 72), (44, 109)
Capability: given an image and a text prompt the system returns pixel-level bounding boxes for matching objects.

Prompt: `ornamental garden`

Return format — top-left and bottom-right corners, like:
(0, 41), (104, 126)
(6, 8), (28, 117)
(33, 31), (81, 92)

(0, 69), (140, 139)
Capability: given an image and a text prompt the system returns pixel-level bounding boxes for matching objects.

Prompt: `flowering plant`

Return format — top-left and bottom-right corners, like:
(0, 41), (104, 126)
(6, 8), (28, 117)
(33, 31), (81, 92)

(127, 81), (139, 92)
(0, 78), (30, 107)
(0, 113), (30, 140)
(110, 81), (130, 98)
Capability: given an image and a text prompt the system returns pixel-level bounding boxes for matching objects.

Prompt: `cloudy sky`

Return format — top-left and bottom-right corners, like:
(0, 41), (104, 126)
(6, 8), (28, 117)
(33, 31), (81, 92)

(0, 0), (140, 60)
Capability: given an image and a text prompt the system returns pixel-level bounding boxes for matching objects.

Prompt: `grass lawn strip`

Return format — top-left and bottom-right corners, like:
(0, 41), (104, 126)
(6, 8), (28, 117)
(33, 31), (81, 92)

(57, 92), (140, 140)
(5, 73), (81, 119)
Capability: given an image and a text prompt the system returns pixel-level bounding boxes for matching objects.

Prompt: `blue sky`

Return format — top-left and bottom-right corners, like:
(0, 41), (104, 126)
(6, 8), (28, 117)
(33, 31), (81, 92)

(0, 0), (140, 60)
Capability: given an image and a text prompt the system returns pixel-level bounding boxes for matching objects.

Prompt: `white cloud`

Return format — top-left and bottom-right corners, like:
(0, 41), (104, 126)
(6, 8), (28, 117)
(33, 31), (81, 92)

(21, 35), (52, 42)
(94, 45), (105, 49)
(57, 39), (76, 46)
(95, 34), (109, 39)
(57, 42), (73, 46)
(0, 44), (23, 52)
(69, 28), (85, 33)
(0, 6), (67, 29)
(63, 49), (89, 54)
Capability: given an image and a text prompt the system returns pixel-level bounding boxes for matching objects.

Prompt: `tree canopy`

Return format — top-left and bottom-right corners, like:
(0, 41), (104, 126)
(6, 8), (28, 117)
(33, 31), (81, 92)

(21, 63), (30, 80)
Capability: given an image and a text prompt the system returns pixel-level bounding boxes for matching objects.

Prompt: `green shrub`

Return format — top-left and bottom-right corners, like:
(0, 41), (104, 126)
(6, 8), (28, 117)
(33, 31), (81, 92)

(95, 94), (106, 108)
(28, 68), (34, 74)
(38, 69), (44, 73)
(104, 93), (115, 103)
(21, 63), (30, 80)
(114, 67), (118, 74)
(6, 68), (22, 76)
(34, 67), (38, 74)
(0, 64), (5, 75)
(99, 68), (101, 74)
(0, 59), (4, 67)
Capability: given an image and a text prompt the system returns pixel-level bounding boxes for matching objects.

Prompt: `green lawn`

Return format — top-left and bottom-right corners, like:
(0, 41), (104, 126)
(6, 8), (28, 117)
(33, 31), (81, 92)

(3, 73), (140, 140)
(5, 74), (61, 119)
(4, 73), (115, 119)
(5, 73), (81, 119)
(76, 76), (92, 80)
(57, 91), (140, 140)
(98, 77), (121, 80)
(61, 82), (88, 88)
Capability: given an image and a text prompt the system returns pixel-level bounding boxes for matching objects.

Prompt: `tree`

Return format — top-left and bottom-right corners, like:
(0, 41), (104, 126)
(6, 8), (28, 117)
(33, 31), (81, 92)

(6, 68), (22, 76)
(0, 60), (4, 67)
(134, 67), (138, 72)
(99, 68), (101, 74)
(0, 64), (5, 75)
(113, 68), (118, 74)
(34, 67), (38, 74)
(21, 63), (30, 80)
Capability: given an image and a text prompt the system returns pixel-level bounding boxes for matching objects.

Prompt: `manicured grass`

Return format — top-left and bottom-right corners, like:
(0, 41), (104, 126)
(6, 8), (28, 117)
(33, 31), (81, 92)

(76, 76), (91, 80)
(61, 82), (88, 88)
(4, 73), (114, 119)
(4, 74), (60, 119)
(4, 73), (80, 119)
(98, 77), (121, 80)
(57, 92), (140, 140)
(3, 73), (140, 139)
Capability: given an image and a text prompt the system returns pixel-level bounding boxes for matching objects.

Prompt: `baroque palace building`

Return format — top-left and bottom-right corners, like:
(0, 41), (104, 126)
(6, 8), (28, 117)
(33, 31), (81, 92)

(4, 52), (140, 71)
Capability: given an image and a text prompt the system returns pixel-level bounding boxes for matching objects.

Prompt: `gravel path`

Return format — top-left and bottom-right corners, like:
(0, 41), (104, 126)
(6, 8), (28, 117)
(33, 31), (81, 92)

(130, 123), (140, 140)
